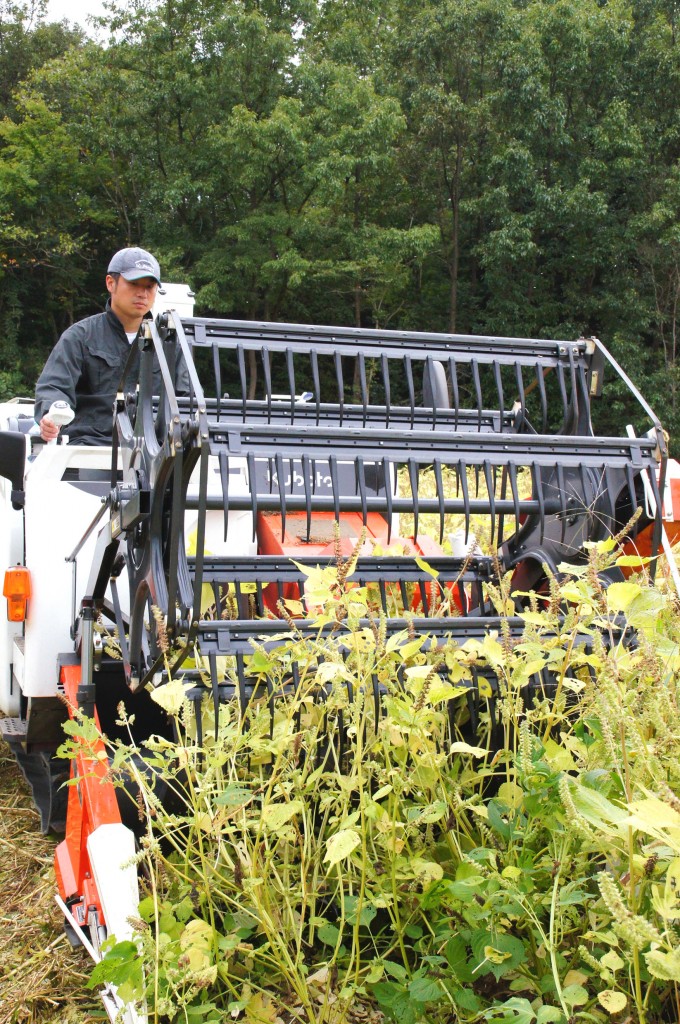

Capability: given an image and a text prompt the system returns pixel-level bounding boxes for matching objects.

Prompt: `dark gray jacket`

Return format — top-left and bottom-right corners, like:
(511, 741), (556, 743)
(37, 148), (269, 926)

(35, 303), (189, 445)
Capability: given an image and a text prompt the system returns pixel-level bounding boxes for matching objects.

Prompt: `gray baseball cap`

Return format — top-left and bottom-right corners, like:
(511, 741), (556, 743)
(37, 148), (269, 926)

(107, 246), (161, 285)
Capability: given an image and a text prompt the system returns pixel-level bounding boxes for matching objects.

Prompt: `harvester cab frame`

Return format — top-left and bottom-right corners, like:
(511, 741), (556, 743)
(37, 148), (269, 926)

(0, 309), (670, 1024)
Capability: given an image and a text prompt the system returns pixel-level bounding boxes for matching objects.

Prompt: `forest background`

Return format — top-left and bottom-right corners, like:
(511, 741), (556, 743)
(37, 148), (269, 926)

(0, 0), (679, 444)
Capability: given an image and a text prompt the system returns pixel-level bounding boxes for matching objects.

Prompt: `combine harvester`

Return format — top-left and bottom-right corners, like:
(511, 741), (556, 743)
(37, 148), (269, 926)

(0, 304), (672, 1021)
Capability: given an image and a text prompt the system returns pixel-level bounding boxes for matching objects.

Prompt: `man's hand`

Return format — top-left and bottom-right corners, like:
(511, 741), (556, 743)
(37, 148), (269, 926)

(39, 416), (60, 442)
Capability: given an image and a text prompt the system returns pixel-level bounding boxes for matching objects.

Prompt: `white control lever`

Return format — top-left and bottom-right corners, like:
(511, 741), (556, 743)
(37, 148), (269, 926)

(46, 400), (74, 443)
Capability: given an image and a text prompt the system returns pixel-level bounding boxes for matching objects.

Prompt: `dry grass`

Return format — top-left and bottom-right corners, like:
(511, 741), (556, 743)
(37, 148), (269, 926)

(0, 738), (103, 1024)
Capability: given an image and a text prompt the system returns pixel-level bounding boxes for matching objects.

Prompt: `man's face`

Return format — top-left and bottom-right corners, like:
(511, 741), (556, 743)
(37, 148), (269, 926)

(106, 274), (158, 325)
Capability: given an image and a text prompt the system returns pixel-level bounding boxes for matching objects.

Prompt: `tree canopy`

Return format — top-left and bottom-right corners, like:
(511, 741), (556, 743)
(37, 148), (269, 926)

(1, 0), (679, 442)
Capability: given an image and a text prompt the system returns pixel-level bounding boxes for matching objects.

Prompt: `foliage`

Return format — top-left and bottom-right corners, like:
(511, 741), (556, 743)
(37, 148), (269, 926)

(0, 0), (678, 449)
(62, 539), (680, 1023)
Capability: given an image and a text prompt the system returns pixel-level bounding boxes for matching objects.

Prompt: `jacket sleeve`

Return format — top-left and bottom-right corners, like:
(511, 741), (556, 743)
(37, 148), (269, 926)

(34, 325), (85, 422)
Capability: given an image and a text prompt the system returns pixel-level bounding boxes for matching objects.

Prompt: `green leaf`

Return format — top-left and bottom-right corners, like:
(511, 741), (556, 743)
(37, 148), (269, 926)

(260, 800), (303, 833)
(324, 828), (361, 866)
(414, 555), (439, 579)
(561, 984), (588, 1008)
(483, 996), (536, 1022)
(597, 990), (627, 1014)
(215, 785), (253, 807)
(445, 935), (474, 983)
(408, 976), (442, 1003)
(470, 930), (526, 980)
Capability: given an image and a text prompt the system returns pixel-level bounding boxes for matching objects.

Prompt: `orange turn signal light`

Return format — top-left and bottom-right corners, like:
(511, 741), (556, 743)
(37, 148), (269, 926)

(3, 566), (32, 622)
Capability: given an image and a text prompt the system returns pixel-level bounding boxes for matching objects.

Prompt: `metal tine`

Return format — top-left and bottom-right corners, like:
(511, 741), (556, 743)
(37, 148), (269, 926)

(247, 452), (258, 542)
(263, 348), (272, 421)
(408, 458), (420, 538)
(330, 455), (341, 523)
(483, 460), (496, 545)
(310, 349), (321, 424)
(556, 462), (567, 543)
(568, 346), (579, 425)
(578, 463), (590, 522)
(381, 354), (391, 427)
(193, 694), (203, 749)
(378, 579), (387, 613)
(209, 651), (220, 741)
(334, 351), (345, 425)
(275, 452), (287, 539)
(236, 653), (248, 717)
(457, 581), (466, 615)
(404, 356), (415, 428)
(371, 673), (381, 726)
(255, 580), (264, 616)
(399, 580), (409, 609)
(532, 464), (546, 544)
(497, 466), (508, 546)
(448, 357), (460, 431)
(425, 356), (438, 429)
(576, 362), (591, 427)
(474, 466), (480, 498)
(492, 360), (504, 425)
(419, 580), (430, 616)
(383, 456), (394, 543)
(357, 458), (368, 525)
(625, 463), (638, 521)
(536, 363), (548, 433)
(302, 453), (313, 541)
(286, 347), (296, 422)
(212, 343), (222, 420)
(358, 351), (369, 426)
(218, 451), (230, 541)
(211, 581), (220, 616)
(458, 459), (470, 543)
(556, 361), (568, 421)
(647, 468), (659, 536)
(514, 362), (526, 424)
(604, 465), (617, 528)
(508, 463), (521, 538)
(471, 359), (483, 432)
(265, 674), (276, 742)
(465, 688), (479, 747)
(433, 458), (446, 544)
(237, 344), (248, 420)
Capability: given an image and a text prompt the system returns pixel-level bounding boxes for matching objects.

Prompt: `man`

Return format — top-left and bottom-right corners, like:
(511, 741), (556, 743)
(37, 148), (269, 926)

(35, 246), (182, 445)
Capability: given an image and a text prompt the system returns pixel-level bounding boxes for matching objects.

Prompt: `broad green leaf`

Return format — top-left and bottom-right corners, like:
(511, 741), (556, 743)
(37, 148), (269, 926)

(605, 581), (641, 612)
(260, 800), (303, 833)
(325, 828), (361, 867)
(498, 781), (523, 809)
(566, 779), (628, 835)
(410, 858), (444, 885)
(542, 738), (576, 771)
(408, 976), (442, 1003)
(562, 984), (588, 1007)
(645, 948), (680, 981)
(150, 678), (187, 715)
(482, 635), (504, 668)
(478, 676), (494, 699)
(615, 554), (652, 567)
(535, 1008), (564, 1023)
(449, 741), (489, 757)
(600, 950), (625, 972)
(399, 637), (425, 661)
(597, 990), (627, 1014)
(215, 785), (252, 808)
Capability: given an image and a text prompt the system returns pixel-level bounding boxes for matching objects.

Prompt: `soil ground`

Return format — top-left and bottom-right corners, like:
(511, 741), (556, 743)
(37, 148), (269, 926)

(0, 737), (102, 1024)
